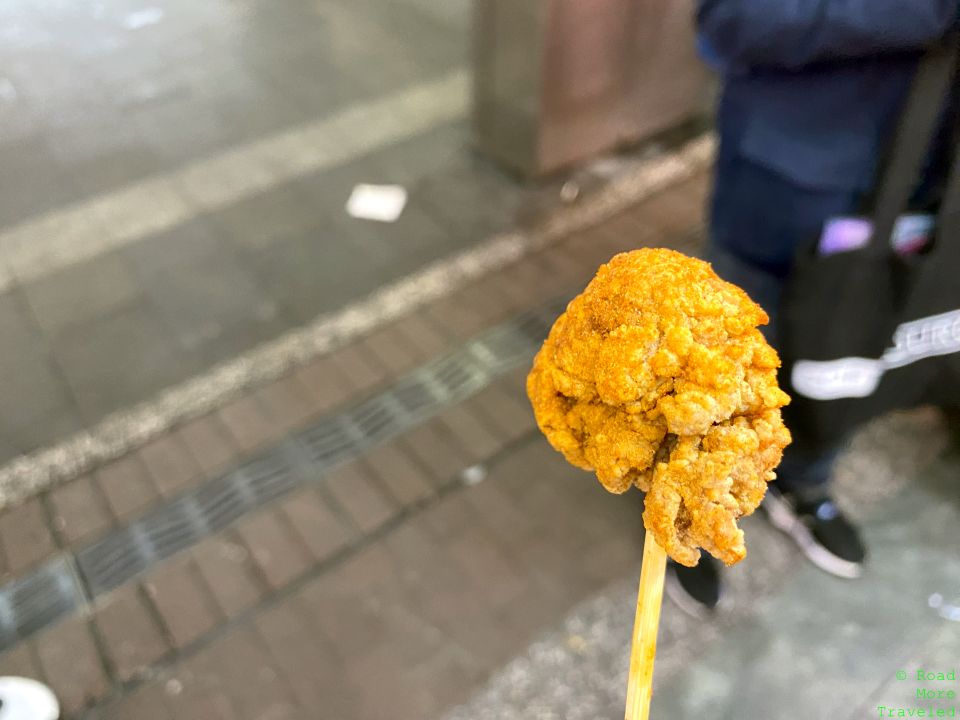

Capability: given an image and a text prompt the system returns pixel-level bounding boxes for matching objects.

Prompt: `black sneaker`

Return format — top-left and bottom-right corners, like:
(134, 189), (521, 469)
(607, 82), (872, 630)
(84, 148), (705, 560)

(665, 555), (727, 619)
(942, 405), (960, 449)
(762, 485), (866, 579)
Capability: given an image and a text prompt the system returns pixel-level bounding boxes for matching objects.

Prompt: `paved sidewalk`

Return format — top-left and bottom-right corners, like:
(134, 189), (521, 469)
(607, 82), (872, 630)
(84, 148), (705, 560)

(443, 410), (960, 720)
(0, 0), (520, 464)
(0, 174), (711, 719)
(0, 167), (954, 720)
(10, 4), (950, 719)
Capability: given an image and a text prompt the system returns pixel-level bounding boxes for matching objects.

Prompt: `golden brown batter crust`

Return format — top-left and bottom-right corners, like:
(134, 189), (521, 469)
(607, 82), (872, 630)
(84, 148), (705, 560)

(527, 248), (791, 566)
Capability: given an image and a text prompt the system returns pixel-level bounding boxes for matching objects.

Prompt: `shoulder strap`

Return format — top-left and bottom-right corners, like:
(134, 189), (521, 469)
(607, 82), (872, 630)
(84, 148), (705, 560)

(937, 128), (960, 231)
(870, 33), (959, 258)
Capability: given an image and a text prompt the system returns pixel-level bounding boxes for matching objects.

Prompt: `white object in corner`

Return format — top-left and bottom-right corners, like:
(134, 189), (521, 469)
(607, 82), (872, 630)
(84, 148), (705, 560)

(0, 677), (60, 720)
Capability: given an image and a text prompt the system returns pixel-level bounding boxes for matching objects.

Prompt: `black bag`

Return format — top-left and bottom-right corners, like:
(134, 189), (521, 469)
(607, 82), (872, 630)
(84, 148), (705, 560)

(780, 34), (960, 449)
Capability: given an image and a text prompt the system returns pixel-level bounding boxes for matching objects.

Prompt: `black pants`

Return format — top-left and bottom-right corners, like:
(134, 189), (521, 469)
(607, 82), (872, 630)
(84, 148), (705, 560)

(707, 243), (840, 496)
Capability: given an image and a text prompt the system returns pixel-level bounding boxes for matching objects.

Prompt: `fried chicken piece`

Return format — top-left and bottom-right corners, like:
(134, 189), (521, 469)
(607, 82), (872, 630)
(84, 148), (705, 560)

(527, 248), (791, 567)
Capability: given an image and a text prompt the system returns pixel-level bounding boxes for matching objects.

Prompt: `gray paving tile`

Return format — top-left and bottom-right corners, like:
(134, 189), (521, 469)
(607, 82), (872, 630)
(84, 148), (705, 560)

(193, 314), (297, 369)
(265, 59), (368, 120)
(247, 227), (388, 324)
(400, 0), (472, 28)
(0, 403), (84, 457)
(864, 623), (960, 718)
(297, 149), (457, 268)
(652, 459), (960, 720)
(211, 86), (310, 147)
(0, 332), (75, 407)
(0, 293), (76, 417)
(0, 293), (82, 455)
(0, 437), (19, 467)
(374, 120), (468, 184)
(296, 153), (405, 215)
(208, 182), (319, 252)
(249, 0), (338, 44)
(318, 3), (463, 98)
(0, 291), (46, 362)
(22, 251), (143, 341)
(52, 303), (202, 423)
(46, 109), (154, 162)
(0, 96), (40, 147)
(121, 219), (228, 274)
(0, 136), (78, 228)
(99, 62), (191, 115)
(0, 349), (78, 441)
(295, 121), (513, 266)
(34, 89), (118, 141)
(109, 50), (194, 103)
(321, 201), (453, 276)
(347, 50), (432, 99)
(381, 120), (518, 185)
(245, 21), (376, 118)
(0, 18), (107, 99)
(131, 95), (233, 166)
(64, 142), (163, 201)
(417, 161), (522, 240)
(137, 246), (283, 353)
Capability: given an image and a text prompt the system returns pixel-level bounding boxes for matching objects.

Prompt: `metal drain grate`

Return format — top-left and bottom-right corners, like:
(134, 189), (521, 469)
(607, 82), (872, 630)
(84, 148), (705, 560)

(78, 449), (304, 596)
(300, 418), (356, 466)
(1, 294), (570, 648)
(392, 374), (444, 417)
(0, 558), (82, 646)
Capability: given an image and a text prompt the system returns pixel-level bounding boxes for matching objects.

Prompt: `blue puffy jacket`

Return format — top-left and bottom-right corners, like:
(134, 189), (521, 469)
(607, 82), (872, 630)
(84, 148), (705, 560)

(700, 0), (959, 273)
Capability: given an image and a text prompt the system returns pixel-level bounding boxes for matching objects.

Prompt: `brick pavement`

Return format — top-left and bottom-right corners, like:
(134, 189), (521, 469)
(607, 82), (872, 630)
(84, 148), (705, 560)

(0, 174), (708, 719)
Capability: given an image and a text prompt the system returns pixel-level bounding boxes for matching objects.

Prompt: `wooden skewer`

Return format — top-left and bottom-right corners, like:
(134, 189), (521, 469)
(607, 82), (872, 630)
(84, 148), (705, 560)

(624, 530), (668, 720)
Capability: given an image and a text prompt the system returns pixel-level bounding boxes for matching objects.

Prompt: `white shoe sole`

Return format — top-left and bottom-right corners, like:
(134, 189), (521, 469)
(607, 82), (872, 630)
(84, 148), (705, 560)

(763, 491), (863, 580)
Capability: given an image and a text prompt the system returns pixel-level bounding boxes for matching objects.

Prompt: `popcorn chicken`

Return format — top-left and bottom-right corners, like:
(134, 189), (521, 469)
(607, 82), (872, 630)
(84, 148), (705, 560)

(527, 248), (791, 566)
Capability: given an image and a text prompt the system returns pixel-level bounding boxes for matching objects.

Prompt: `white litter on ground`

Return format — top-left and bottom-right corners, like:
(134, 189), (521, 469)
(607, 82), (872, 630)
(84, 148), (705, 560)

(0, 134), (714, 508)
(461, 464), (488, 486)
(346, 184), (408, 223)
(123, 7), (164, 30)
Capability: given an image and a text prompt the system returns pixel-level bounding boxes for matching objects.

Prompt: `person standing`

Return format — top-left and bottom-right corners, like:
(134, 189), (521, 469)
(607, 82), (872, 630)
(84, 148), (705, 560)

(667, 0), (960, 616)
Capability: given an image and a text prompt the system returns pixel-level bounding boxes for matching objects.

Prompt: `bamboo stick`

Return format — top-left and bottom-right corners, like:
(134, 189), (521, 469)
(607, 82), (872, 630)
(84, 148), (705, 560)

(624, 530), (668, 720)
